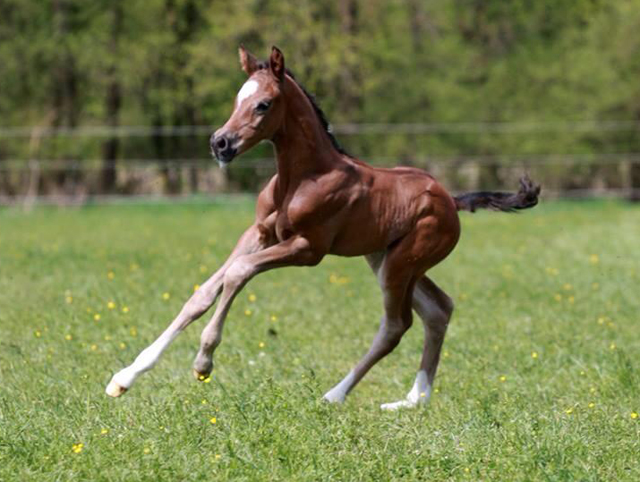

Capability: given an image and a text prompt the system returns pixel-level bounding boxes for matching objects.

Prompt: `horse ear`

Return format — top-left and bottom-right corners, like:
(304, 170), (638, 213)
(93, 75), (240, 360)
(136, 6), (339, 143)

(269, 46), (285, 81)
(239, 44), (259, 76)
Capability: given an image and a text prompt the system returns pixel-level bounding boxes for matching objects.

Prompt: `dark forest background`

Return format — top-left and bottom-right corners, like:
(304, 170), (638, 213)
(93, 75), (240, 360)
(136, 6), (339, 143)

(1, 0), (640, 201)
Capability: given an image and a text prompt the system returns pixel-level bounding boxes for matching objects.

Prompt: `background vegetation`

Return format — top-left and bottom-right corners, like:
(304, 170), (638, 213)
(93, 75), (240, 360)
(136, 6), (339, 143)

(1, 200), (639, 480)
(1, 0), (640, 198)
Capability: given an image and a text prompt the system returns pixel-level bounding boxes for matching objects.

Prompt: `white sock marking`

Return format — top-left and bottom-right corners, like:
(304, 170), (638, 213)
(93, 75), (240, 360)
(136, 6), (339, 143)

(236, 80), (258, 105)
(108, 330), (179, 390)
(323, 370), (356, 403)
(380, 370), (431, 411)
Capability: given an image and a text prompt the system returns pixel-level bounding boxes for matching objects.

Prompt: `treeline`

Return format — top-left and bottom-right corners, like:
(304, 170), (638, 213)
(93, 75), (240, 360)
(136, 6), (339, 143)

(1, 0), (639, 198)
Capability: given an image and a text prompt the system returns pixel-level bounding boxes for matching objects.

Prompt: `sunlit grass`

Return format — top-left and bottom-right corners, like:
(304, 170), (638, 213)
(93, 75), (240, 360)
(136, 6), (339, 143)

(0, 200), (639, 480)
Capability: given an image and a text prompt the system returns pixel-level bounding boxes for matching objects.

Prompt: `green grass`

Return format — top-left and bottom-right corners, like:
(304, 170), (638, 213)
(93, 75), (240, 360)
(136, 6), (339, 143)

(1, 199), (639, 481)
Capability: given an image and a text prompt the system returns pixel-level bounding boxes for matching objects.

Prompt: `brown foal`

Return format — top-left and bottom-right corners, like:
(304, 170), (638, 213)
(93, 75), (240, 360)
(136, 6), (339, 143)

(106, 46), (539, 409)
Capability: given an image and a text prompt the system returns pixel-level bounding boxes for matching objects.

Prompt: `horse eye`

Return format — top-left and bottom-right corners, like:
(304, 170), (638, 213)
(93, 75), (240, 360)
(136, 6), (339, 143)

(255, 101), (271, 114)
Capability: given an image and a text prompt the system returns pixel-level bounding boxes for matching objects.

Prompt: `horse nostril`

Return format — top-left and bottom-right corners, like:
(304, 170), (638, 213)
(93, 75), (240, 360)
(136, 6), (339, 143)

(215, 137), (228, 151)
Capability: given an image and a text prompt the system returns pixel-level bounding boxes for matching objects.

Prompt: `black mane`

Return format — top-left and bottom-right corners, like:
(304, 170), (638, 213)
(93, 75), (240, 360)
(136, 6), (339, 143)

(255, 61), (349, 156)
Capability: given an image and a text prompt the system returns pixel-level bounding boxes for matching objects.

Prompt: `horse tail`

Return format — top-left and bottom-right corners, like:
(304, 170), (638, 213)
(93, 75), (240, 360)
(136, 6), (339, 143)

(454, 175), (541, 213)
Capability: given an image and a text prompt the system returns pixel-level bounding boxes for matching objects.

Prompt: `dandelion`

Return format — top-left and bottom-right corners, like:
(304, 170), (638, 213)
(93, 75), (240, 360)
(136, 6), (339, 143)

(464, 468), (470, 474)
(443, 350), (450, 358)
(119, 342), (126, 349)
(210, 417), (217, 425)
(270, 314), (278, 322)
(107, 301), (116, 310)
(100, 428), (109, 435)
(499, 375), (506, 382)
(563, 283), (572, 291)
(554, 294), (562, 302)
(259, 341), (265, 348)
(34, 330), (42, 338)
(248, 293), (257, 302)
(107, 271), (115, 280)
(65, 334), (73, 341)
(130, 327), (137, 337)
(245, 309), (252, 316)
(568, 296), (575, 304)
(162, 292), (170, 301)
(531, 351), (538, 359)
(122, 306), (129, 314)
(94, 314), (101, 321)
(72, 443), (84, 454)
(609, 343), (616, 350)
(90, 344), (98, 351)
(198, 374), (206, 381)
(565, 408), (573, 414)
(597, 316), (606, 325)
(199, 265), (207, 274)
(214, 454), (221, 460)
(589, 254), (599, 265)
(193, 284), (200, 292)
(588, 403), (595, 409)
(143, 447), (151, 454)
(66, 295), (73, 304)
(590, 387), (596, 393)
(204, 377), (211, 384)
(631, 412), (638, 419)
(201, 399), (208, 405)
(434, 388), (440, 394)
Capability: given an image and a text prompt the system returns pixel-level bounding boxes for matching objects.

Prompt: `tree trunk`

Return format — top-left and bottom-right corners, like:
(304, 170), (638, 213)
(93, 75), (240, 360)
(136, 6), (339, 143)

(101, 0), (123, 194)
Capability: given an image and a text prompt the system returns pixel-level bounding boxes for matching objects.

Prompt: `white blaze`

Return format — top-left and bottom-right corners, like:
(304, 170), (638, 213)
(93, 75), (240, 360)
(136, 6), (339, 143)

(237, 80), (259, 105)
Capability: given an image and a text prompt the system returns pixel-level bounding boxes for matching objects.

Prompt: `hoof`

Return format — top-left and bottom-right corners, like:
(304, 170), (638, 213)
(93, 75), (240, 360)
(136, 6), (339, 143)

(193, 369), (211, 382)
(105, 380), (127, 398)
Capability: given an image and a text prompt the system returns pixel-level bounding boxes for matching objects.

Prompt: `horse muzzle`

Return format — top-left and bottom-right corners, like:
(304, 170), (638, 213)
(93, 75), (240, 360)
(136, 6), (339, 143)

(210, 132), (238, 165)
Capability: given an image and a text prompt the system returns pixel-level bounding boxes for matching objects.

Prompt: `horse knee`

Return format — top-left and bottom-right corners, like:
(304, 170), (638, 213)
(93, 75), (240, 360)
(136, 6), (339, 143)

(223, 257), (255, 291)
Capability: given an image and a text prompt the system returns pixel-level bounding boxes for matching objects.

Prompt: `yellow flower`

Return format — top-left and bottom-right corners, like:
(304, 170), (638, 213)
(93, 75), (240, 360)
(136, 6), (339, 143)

(107, 301), (116, 310)
(198, 374), (206, 381)
(130, 263), (139, 271)
(531, 351), (538, 359)
(214, 454), (221, 460)
(162, 292), (170, 300)
(72, 443), (84, 454)
(589, 387), (596, 393)
(65, 334), (73, 341)
(119, 342), (126, 349)
(100, 428), (109, 435)
(568, 296), (575, 304)
(270, 315), (278, 322)
(94, 314), (101, 321)
(592, 282), (599, 290)
(631, 412), (638, 419)
(259, 341), (265, 348)
(130, 327), (137, 337)
(201, 399), (208, 405)
(609, 343), (616, 350)
(104, 335), (112, 341)
(66, 296), (73, 304)
(248, 293), (257, 302)
(107, 271), (115, 280)
(199, 265), (207, 274)
(565, 408), (573, 414)
(589, 254), (599, 265)
(193, 284), (200, 292)
(90, 344), (98, 351)
(554, 294), (562, 302)
(34, 330), (42, 338)
(434, 388), (440, 394)
(143, 447), (151, 454)
(210, 417), (217, 424)
(588, 403), (595, 409)
(499, 375), (506, 382)
(562, 283), (572, 291)
(244, 309), (252, 316)
(597, 316), (606, 325)
(204, 377), (211, 384)
(121, 306), (129, 314)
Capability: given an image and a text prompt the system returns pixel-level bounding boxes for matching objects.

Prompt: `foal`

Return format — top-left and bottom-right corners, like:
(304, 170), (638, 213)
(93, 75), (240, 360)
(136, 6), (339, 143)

(106, 46), (539, 409)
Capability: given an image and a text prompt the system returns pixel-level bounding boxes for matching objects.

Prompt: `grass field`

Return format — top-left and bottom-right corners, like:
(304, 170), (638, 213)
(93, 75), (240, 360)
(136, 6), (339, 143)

(1, 199), (639, 481)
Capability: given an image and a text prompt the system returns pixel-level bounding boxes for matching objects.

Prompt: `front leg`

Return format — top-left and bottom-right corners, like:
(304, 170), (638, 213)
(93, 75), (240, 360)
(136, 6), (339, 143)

(105, 221), (274, 397)
(193, 236), (323, 378)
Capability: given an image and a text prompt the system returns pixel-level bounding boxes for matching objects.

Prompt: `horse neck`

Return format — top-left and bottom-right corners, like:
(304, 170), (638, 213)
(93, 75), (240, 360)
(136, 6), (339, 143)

(272, 78), (342, 190)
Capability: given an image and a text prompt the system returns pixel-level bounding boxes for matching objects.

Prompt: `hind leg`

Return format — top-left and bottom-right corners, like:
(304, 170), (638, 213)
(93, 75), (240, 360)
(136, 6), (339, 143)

(323, 249), (416, 403)
(380, 276), (453, 410)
